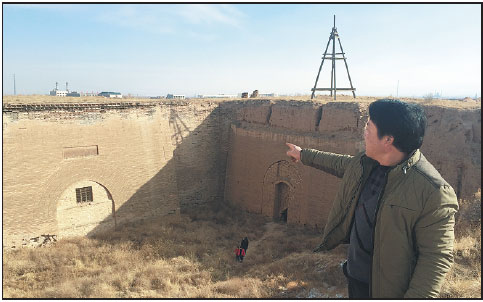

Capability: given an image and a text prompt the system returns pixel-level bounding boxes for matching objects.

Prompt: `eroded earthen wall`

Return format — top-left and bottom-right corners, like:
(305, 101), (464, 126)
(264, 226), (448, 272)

(224, 100), (481, 229)
(2, 101), (224, 246)
(3, 99), (481, 245)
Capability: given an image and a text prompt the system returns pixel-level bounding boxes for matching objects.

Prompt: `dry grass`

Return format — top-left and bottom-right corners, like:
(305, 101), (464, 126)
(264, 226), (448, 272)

(3, 194), (480, 298)
(440, 190), (481, 298)
(2, 201), (346, 298)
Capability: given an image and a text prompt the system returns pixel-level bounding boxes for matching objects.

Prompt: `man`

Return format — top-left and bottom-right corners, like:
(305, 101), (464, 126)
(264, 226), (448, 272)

(240, 237), (249, 262)
(286, 99), (458, 298)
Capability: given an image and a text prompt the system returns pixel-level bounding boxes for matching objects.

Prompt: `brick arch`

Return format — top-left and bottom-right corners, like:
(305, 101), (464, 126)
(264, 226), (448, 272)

(261, 160), (302, 223)
(41, 162), (123, 223)
(56, 180), (116, 238)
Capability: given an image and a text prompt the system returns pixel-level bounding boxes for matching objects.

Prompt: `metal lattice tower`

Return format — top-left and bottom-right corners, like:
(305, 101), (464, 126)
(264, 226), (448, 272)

(311, 15), (356, 100)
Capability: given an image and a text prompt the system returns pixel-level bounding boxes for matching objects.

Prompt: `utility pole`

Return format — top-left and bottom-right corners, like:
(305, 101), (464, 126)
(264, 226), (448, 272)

(396, 80), (399, 98)
(13, 74), (16, 95)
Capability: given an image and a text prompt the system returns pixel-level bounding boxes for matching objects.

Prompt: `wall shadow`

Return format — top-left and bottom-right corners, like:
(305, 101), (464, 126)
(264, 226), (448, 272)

(87, 102), (236, 237)
(82, 101), (271, 285)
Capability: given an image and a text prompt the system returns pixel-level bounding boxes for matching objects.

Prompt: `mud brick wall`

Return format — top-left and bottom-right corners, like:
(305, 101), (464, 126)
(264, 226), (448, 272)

(224, 100), (481, 229)
(420, 106), (481, 199)
(2, 99), (481, 245)
(2, 101), (224, 246)
(224, 101), (368, 229)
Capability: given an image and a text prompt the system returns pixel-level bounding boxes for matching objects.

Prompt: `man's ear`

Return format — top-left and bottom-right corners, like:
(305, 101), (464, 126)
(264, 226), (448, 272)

(383, 135), (394, 148)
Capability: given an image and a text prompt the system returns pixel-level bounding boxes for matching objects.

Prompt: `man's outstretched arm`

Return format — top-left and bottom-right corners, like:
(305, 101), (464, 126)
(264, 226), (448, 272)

(286, 143), (353, 178)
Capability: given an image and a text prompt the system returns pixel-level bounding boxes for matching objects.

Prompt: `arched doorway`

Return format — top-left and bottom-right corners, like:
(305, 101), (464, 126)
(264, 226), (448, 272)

(56, 180), (115, 238)
(274, 182), (289, 222)
(261, 160), (302, 224)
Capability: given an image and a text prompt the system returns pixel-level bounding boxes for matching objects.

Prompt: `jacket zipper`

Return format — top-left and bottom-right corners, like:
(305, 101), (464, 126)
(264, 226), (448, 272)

(319, 156), (366, 247)
(368, 169), (391, 298)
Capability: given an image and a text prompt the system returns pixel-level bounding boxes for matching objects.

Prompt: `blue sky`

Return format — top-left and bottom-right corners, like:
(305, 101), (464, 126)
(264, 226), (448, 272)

(2, 3), (481, 98)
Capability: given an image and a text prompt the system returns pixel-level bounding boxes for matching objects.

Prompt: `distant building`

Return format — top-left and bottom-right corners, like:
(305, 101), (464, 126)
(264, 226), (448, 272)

(49, 82), (80, 97)
(80, 92), (98, 97)
(197, 94), (237, 98)
(67, 91), (80, 97)
(50, 90), (68, 97)
(166, 94), (185, 100)
(250, 90), (259, 98)
(259, 93), (278, 97)
(98, 92), (122, 98)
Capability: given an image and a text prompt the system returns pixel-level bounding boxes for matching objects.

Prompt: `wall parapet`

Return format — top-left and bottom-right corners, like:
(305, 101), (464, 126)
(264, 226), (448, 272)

(2, 102), (158, 112)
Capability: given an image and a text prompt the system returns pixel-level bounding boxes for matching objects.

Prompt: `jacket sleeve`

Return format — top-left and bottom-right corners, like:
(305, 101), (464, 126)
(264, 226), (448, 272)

(300, 148), (353, 178)
(404, 184), (458, 298)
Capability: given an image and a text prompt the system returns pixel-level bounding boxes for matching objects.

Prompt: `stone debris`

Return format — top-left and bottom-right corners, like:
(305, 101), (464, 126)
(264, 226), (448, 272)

(294, 288), (335, 298)
(21, 234), (57, 248)
(307, 288), (329, 298)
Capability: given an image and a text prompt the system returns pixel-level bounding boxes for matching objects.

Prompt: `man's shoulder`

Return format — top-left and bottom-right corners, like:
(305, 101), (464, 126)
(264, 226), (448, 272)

(350, 151), (366, 163)
(392, 152), (458, 212)
(412, 153), (449, 189)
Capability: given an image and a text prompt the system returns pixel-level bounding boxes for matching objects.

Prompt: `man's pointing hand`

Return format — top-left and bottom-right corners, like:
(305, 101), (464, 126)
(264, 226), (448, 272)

(286, 143), (302, 163)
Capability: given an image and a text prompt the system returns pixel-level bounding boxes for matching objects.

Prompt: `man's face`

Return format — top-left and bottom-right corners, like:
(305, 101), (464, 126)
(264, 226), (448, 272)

(364, 119), (386, 160)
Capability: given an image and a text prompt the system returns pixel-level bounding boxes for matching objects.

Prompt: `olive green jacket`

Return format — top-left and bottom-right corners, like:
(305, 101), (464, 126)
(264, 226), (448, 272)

(301, 148), (458, 298)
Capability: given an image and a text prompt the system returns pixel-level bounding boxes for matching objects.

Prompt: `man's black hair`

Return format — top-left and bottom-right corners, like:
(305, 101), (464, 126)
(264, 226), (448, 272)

(368, 99), (427, 154)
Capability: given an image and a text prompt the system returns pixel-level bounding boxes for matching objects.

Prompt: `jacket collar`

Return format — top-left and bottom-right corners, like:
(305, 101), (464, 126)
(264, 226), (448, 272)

(361, 149), (421, 175)
(394, 149), (420, 174)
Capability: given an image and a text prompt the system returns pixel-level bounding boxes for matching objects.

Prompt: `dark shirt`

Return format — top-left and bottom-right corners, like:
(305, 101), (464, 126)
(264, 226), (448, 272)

(347, 164), (390, 284)
(241, 238), (249, 250)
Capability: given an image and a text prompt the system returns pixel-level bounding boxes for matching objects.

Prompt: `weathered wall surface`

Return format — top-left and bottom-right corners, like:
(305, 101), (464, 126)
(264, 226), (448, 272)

(223, 101), (367, 228)
(421, 106), (481, 199)
(224, 100), (481, 229)
(3, 98), (481, 245)
(2, 101), (224, 246)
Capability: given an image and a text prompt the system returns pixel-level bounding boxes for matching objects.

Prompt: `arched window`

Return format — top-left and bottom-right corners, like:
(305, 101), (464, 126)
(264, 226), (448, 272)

(57, 181), (115, 238)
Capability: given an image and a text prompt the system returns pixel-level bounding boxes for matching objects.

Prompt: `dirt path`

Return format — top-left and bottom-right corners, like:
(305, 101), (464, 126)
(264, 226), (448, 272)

(246, 221), (283, 256)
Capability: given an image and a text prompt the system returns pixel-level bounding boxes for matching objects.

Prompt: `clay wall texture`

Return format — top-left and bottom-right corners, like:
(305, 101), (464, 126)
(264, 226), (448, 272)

(2, 99), (481, 245)
(224, 100), (481, 229)
(3, 101), (226, 246)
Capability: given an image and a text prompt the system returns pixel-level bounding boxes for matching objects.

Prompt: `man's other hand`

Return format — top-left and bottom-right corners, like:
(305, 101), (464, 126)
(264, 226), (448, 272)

(286, 143), (302, 163)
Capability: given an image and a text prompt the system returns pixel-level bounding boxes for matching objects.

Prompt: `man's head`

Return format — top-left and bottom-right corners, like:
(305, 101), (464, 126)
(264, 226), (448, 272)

(365, 99), (426, 160)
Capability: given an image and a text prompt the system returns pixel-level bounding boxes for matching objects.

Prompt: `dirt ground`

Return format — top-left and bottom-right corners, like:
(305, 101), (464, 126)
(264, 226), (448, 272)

(3, 94), (481, 110)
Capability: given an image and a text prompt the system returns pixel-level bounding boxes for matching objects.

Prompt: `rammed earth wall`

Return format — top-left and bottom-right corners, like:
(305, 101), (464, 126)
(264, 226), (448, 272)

(224, 100), (481, 229)
(3, 101), (227, 246)
(2, 99), (481, 246)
